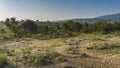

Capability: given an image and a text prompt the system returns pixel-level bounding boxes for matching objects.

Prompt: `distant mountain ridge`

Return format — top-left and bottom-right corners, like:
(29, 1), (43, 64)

(56, 13), (120, 23)
(96, 13), (120, 20)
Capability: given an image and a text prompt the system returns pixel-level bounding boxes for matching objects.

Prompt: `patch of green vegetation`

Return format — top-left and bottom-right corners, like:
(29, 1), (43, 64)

(99, 48), (120, 54)
(92, 37), (106, 41)
(87, 43), (120, 54)
(21, 51), (66, 66)
(87, 43), (120, 50)
(0, 54), (8, 67)
(0, 48), (8, 54)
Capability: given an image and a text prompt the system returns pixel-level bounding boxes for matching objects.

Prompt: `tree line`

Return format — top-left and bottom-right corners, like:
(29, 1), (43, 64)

(1, 17), (120, 39)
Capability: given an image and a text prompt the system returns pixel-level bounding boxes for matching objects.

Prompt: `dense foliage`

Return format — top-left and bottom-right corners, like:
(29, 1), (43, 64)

(1, 17), (120, 39)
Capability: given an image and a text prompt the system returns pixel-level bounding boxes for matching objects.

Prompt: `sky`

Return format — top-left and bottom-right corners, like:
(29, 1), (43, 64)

(0, 0), (120, 21)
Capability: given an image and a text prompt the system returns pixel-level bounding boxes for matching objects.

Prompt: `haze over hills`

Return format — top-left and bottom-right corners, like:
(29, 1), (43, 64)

(1, 13), (120, 24)
(58, 13), (120, 23)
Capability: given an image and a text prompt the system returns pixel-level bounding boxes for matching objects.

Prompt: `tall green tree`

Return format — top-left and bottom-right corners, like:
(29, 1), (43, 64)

(22, 20), (38, 34)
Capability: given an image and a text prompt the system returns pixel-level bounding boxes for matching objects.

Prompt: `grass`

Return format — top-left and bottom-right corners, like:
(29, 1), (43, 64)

(0, 54), (8, 67)
(68, 46), (79, 54)
(0, 34), (120, 68)
(99, 48), (120, 54)
(0, 48), (8, 54)
(21, 51), (66, 66)
(87, 42), (120, 54)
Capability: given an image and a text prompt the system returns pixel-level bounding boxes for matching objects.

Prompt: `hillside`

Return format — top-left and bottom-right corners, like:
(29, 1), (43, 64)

(56, 13), (120, 23)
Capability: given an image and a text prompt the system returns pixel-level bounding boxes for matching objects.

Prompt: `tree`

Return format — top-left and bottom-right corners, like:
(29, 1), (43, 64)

(22, 20), (38, 34)
(5, 18), (18, 29)
(4, 17), (23, 38)
(62, 20), (82, 32)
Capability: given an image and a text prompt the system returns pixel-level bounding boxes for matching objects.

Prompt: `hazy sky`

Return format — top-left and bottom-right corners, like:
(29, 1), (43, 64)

(0, 0), (120, 21)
